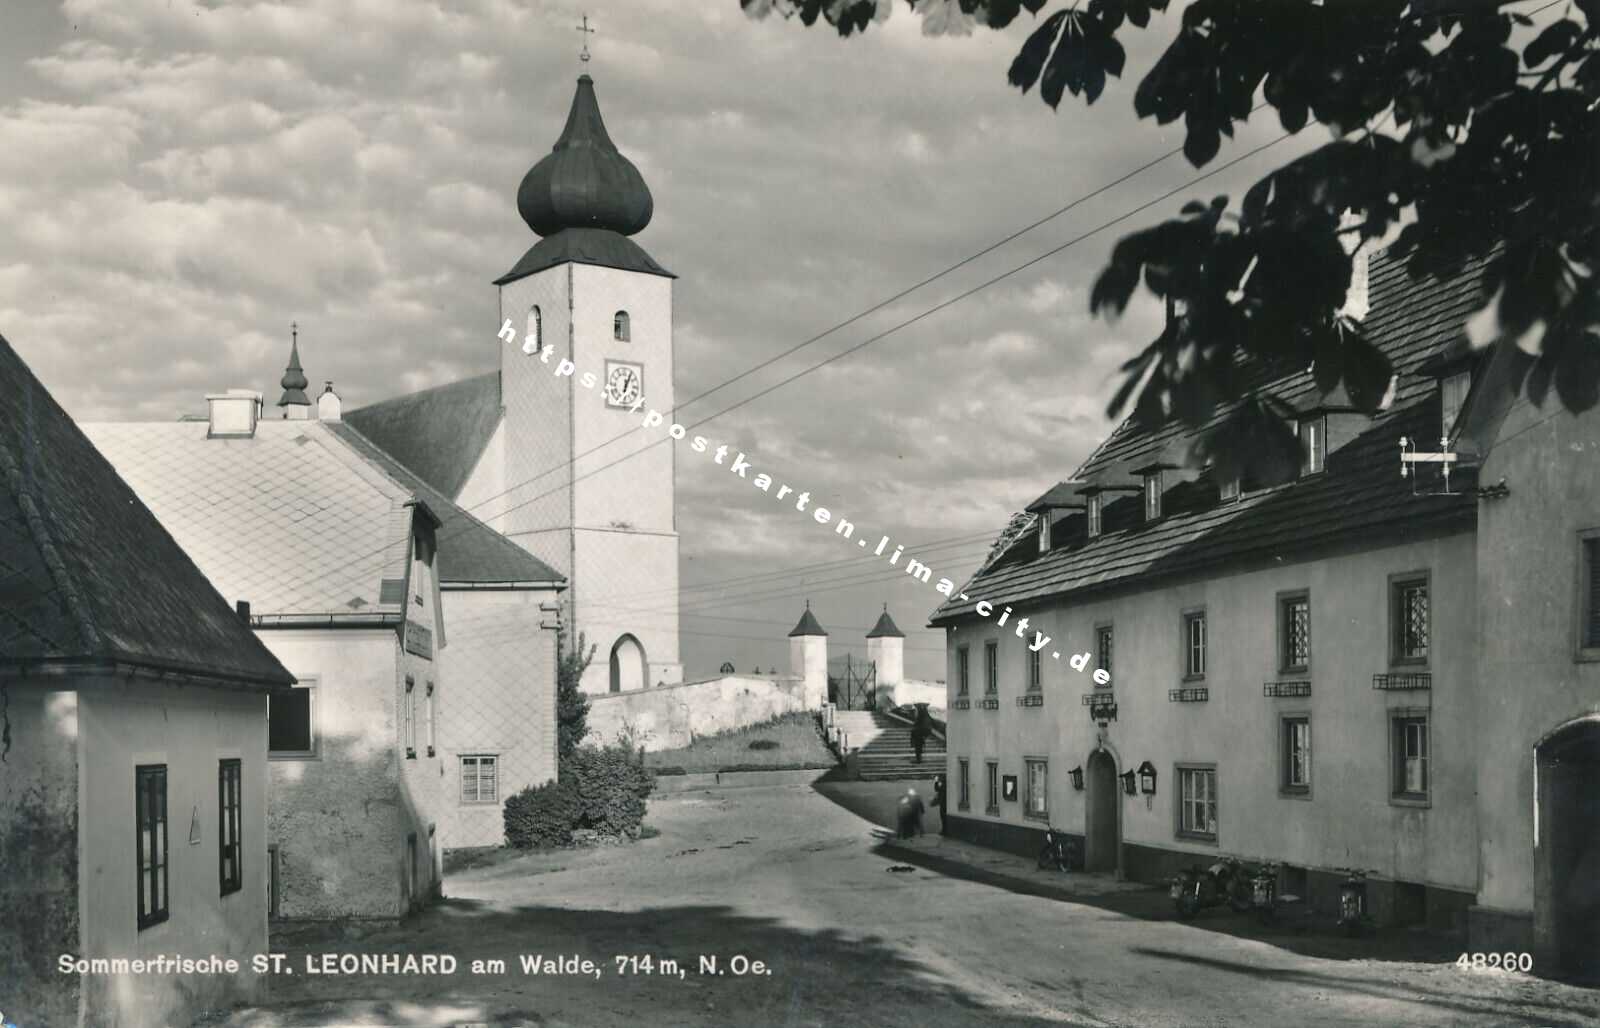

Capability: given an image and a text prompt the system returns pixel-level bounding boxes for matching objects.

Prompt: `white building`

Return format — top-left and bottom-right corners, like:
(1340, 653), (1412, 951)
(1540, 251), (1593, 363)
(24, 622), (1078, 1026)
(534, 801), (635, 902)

(1, 334), (295, 1027)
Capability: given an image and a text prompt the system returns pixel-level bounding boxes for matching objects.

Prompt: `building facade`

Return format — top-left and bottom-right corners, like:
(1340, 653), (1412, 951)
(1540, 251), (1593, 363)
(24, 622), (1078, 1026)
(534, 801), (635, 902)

(1, 335), (295, 1027)
(933, 249), (1599, 976)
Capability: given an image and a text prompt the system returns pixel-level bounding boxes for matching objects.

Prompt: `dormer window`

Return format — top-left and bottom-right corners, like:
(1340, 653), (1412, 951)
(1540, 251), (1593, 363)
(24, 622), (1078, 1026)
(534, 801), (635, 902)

(1298, 416), (1325, 476)
(1086, 494), (1103, 539)
(1039, 514), (1052, 552)
(614, 310), (631, 341)
(1441, 369), (1471, 440)
(1143, 471), (1163, 520)
(1219, 476), (1240, 503)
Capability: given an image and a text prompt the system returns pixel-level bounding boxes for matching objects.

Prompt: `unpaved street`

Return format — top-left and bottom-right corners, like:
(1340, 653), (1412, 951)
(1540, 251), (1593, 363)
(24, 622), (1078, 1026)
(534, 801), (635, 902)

(214, 783), (1599, 1027)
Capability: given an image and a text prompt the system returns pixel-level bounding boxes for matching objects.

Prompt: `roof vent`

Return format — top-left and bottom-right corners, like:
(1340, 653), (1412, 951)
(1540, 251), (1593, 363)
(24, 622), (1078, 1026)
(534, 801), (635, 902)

(206, 389), (263, 438)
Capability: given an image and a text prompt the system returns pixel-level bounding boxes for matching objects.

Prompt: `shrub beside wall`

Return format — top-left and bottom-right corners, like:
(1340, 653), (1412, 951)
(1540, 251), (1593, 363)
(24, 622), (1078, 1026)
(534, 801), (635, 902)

(504, 742), (655, 849)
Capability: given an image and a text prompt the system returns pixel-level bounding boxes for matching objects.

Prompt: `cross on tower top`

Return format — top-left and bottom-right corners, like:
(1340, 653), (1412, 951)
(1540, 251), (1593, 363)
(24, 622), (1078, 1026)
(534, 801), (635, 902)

(575, 14), (595, 64)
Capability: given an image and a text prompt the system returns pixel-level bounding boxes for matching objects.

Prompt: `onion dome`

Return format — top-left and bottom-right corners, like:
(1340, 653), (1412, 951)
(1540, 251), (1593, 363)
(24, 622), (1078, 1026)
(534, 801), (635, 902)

(277, 327), (309, 409)
(517, 74), (653, 238)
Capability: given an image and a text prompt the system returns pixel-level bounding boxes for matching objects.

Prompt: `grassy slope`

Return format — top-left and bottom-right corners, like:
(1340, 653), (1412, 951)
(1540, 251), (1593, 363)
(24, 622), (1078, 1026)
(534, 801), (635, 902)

(645, 711), (838, 774)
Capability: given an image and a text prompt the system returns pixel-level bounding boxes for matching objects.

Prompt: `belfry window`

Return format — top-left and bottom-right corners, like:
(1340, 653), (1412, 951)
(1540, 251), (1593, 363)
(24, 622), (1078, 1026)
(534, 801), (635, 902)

(614, 310), (630, 342)
(527, 306), (542, 351)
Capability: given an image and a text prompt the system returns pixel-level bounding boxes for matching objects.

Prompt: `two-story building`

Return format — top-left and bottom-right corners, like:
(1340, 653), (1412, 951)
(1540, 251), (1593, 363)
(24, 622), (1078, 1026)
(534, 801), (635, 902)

(932, 248), (1598, 977)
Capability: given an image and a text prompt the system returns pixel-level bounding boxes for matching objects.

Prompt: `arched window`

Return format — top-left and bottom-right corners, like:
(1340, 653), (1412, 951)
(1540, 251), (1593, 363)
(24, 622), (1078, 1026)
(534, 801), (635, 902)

(608, 634), (647, 693)
(525, 306), (542, 354)
(613, 310), (630, 342)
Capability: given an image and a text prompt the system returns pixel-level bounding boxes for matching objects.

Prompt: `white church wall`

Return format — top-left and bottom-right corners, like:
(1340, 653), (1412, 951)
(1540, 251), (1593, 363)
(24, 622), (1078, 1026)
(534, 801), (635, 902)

(575, 524), (681, 694)
(438, 587), (560, 849)
(452, 416), (507, 530)
(585, 674), (809, 752)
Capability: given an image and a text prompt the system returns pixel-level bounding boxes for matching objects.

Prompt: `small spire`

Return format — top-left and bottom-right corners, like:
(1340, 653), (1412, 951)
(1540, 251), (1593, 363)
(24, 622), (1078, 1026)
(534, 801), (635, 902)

(789, 602), (827, 638)
(277, 321), (310, 412)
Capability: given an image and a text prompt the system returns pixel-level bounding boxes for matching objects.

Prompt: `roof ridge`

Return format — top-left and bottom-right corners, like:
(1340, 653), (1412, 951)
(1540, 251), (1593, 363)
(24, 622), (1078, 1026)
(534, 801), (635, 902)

(303, 422), (420, 511)
(332, 420), (517, 546)
(0, 378), (103, 652)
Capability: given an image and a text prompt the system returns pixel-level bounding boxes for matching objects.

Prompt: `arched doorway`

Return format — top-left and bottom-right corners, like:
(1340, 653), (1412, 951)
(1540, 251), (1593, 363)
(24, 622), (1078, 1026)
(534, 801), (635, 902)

(1535, 717), (1600, 980)
(1084, 748), (1119, 872)
(609, 634), (646, 694)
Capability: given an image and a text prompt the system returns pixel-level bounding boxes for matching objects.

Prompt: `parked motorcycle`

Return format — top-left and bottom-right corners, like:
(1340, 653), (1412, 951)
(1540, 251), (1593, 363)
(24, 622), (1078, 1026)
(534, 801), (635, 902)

(1242, 861), (1280, 923)
(1170, 857), (1253, 919)
(1336, 868), (1377, 936)
(1036, 824), (1082, 872)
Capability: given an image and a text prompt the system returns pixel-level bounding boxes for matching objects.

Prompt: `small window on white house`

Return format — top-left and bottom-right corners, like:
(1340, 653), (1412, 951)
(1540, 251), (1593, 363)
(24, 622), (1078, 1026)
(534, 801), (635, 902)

(614, 310), (630, 341)
(984, 640), (998, 695)
(1299, 417), (1325, 476)
(424, 682), (436, 756)
(460, 754), (499, 804)
(404, 676), (417, 759)
(1086, 494), (1103, 538)
(1392, 715), (1429, 801)
(1441, 370), (1472, 440)
(1027, 645), (1042, 692)
(1177, 766), (1218, 840)
(1039, 514), (1051, 552)
(1024, 758), (1048, 821)
(956, 645), (970, 696)
(269, 679), (317, 758)
(527, 306), (542, 351)
(1219, 476), (1240, 503)
(1144, 472), (1163, 520)
(1183, 611), (1206, 679)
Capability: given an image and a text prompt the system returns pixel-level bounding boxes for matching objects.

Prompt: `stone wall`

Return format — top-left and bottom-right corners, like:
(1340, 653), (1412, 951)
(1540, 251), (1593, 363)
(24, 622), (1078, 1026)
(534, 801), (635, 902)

(876, 678), (946, 712)
(585, 674), (808, 752)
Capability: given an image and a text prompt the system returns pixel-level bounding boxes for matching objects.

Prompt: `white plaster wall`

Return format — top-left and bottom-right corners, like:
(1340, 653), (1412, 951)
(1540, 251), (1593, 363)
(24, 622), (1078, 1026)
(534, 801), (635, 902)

(257, 629), (416, 919)
(789, 635), (828, 709)
(575, 526), (680, 694)
(585, 674), (808, 752)
(76, 678), (269, 1028)
(944, 531), (1479, 890)
(1474, 400), (1600, 915)
(868, 636), (904, 687)
(438, 587), (560, 848)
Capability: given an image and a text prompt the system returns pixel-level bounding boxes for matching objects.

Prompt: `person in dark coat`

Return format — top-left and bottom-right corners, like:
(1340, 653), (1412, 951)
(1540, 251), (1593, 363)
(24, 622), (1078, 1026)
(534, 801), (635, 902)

(910, 704), (933, 763)
(896, 787), (926, 838)
(931, 774), (947, 834)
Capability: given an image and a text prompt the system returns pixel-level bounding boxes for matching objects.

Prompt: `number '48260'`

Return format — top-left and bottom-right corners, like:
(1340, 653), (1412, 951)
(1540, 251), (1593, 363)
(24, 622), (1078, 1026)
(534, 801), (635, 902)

(1456, 952), (1532, 972)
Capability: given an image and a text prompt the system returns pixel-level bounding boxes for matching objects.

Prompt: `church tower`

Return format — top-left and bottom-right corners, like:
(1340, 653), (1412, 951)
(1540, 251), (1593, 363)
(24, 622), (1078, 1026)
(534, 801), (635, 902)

(484, 74), (681, 695)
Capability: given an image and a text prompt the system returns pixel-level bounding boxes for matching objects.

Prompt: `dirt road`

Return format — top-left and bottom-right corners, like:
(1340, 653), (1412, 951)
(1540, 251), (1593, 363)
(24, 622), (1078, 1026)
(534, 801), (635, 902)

(212, 783), (1599, 1027)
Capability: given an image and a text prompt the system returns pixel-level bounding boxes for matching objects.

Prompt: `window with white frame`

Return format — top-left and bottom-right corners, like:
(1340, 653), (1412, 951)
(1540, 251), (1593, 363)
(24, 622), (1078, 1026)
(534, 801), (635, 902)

(460, 754), (499, 804)
(219, 758), (242, 895)
(1039, 513), (1052, 552)
(614, 310), (631, 341)
(1280, 593), (1310, 672)
(1177, 765), (1217, 840)
(1024, 758), (1048, 821)
(1183, 610), (1206, 679)
(424, 682), (437, 756)
(1087, 494), (1103, 538)
(1095, 624), (1113, 682)
(1392, 715), (1429, 800)
(269, 678), (318, 758)
(403, 676), (417, 758)
(136, 764), (169, 929)
(1282, 717), (1311, 794)
(1144, 471), (1163, 520)
(1391, 575), (1430, 665)
(984, 640), (998, 695)
(1027, 644), (1042, 692)
(985, 760), (999, 814)
(956, 645), (970, 696)
(957, 758), (971, 810)
(1298, 416), (1325, 476)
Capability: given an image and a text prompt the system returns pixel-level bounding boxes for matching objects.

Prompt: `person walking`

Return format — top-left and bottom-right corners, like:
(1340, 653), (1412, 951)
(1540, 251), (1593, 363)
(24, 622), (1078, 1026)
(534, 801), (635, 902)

(910, 703), (932, 764)
(896, 787), (926, 839)
(931, 774), (947, 835)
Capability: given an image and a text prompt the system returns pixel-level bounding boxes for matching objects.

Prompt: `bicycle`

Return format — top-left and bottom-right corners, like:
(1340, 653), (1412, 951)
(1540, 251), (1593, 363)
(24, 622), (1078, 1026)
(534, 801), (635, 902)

(1037, 824), (1083, 872)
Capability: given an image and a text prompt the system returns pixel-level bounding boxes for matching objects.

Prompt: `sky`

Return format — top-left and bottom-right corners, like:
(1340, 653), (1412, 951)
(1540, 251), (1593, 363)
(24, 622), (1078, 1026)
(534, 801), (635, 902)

(0, 0), (1320, 681)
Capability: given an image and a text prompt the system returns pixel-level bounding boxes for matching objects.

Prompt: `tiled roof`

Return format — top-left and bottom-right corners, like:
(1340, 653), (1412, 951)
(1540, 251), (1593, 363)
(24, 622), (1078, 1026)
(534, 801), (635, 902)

(788, 605), (827, 637)
(494, 227), (675, 286)
(343, 372), (502, 499)
(930, 250), (1488, 626)
(866, 607), (905, 639)
(81, 420), (416, 619)
(324, 421), (564, 587)
(1025, 481), (1086, 511)
(0, 335), (293, 688)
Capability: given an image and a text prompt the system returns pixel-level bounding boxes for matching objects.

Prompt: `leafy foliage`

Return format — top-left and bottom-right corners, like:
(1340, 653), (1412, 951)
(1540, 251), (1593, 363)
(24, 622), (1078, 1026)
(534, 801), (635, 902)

(556, 630), (595, 763)
(562, 743), (656, 838)
(740, 0), (1600, 481)
(504, 776), (583, 849)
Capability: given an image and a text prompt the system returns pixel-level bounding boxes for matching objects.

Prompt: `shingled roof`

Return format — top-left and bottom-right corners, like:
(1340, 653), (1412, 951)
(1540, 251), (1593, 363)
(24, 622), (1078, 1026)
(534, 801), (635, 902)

(0, 335), (293, 689)
(930, 250), (1487, 626)
(325, 421), (564, 587)
(343, 372), (503, 499)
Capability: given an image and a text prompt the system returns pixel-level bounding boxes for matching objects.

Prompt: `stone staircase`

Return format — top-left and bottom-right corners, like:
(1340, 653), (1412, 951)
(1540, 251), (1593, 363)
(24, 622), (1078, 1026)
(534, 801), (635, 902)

(834, 710), (946, 781)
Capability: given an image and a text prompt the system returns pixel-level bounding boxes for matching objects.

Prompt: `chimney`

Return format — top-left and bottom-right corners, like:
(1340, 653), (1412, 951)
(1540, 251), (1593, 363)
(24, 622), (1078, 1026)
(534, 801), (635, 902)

(318, 381), (342, 421)
(206, 389), (263, 438)
(235, 599), (251, 624)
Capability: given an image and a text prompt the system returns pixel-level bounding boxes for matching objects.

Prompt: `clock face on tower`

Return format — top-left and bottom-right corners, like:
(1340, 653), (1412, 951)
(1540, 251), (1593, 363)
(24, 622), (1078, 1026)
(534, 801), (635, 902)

(604, 360), (644, 408)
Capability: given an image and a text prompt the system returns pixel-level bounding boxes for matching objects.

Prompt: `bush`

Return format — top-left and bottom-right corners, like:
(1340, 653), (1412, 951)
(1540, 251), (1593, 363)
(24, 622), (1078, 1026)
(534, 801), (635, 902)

(503, 777), (582, 849)
(562, 743), (655, 839)
(747, 739), (780, 751)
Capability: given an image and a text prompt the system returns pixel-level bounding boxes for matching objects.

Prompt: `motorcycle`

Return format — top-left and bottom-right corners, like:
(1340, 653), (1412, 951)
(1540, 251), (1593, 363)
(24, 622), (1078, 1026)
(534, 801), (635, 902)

(1036, 824), (1082, 872)
(1242, 861), (1280, 923)
(1170, 857), (1253, 919)
(1336, 868), (1377, 936)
